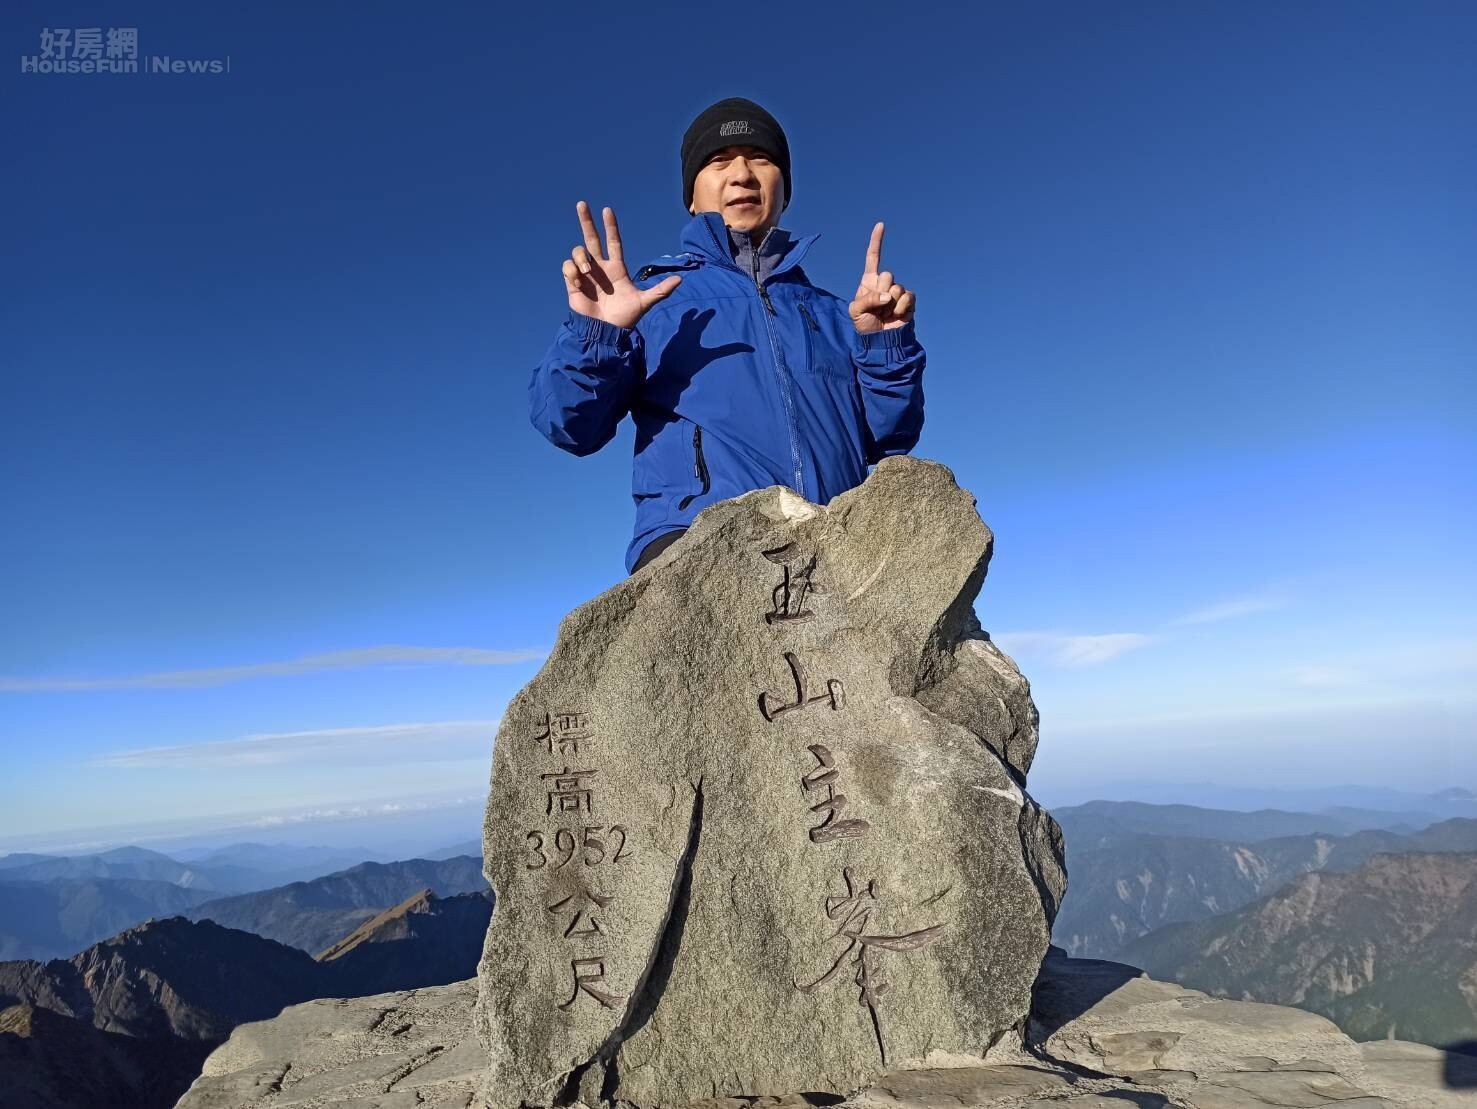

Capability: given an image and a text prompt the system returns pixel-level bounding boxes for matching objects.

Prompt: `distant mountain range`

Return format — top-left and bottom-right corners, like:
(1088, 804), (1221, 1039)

(1119, 851), (1477, 1048)
(1052, 807), (1477, 959)
(0, 841), (395, 894)
(183, 855), (487, 954)
(169, 841), (381, 874)
(6, 791), (1475, 1096)
(0, 845), (487, 961)
(1042, 799), (1477, 1051)
(0, 846), (219, 888)
(0, 877), (220, 962)
(419, 837), (482, 860)
(1053, 798), (1439, 849)
(315, 886), (494, 991)
(0, 887), (493, 1109)
(1046, 784), (1477, 825)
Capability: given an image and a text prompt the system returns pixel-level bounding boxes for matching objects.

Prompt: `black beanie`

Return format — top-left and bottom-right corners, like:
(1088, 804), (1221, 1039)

(681, 97), (792, 213)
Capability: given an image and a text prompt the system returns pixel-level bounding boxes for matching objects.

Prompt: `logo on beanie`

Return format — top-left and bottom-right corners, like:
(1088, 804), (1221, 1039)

(719, 119), (754, 137)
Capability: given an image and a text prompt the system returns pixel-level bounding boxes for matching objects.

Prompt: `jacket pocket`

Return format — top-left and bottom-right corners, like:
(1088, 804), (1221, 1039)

(677, 423), (711, 510)
(796, 296), (851, 379)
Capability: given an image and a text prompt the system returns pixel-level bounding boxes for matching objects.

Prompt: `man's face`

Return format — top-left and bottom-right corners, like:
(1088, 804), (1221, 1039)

(689, 144), (785, 235)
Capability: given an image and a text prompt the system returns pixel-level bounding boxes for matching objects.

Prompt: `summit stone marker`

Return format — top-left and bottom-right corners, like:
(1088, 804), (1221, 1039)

(473, 456), (1068, 1108)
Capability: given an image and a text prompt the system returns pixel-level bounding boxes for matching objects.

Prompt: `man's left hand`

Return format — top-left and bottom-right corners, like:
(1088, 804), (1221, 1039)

(849, 221), (916, 333)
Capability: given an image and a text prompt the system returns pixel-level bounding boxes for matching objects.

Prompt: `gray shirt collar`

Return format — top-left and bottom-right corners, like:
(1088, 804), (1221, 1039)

(727, 224), (795, 287)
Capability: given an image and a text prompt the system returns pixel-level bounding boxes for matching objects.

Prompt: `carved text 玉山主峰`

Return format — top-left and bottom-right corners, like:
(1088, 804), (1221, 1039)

(762, 542), (826, 625)
(801, 743), (871, 843)
(758, 651), (846, 723)
(795, 867), (948, 1065)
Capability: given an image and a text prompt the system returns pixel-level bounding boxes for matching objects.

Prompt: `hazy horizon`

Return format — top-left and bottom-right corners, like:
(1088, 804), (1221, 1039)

(4, 775), (1472, 860)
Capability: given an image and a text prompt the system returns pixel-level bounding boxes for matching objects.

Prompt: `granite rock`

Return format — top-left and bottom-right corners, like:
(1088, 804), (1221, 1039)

(474, 457), (1066, 1107)
(173, 958), (1477, 1109)
(174, 980), (482, 1108)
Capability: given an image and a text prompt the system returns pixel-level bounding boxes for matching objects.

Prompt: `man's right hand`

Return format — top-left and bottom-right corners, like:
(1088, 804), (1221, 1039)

(563, 200), (682, 329)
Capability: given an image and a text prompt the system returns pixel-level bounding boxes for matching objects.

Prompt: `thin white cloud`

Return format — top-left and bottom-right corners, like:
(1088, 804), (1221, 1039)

(1285, 664), (1361, 689)
(988, 632), (1061, 654)
(994, 591), (1286, 671)
(993, 631), (1155, 667)
(1276, 639), (1477, 692)
(1166, 593), (1289, 626)
(0, 645), (547, 693)
(90, 719), (500, 769)
(1055, 633), (1156, 666)
(249, 794), (485, 827)
(0, 789), (487, 856)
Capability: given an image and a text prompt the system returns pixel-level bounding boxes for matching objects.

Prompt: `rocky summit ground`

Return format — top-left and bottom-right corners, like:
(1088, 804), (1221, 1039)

(173, 949), (1477, 1109)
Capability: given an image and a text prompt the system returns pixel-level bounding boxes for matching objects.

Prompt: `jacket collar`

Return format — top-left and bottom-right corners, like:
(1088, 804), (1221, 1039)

(678, 210), (820, 279)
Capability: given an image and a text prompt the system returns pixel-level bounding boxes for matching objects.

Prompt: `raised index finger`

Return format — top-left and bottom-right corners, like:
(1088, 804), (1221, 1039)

(863, 221), (885, 276)
(576, 200), (603, 256)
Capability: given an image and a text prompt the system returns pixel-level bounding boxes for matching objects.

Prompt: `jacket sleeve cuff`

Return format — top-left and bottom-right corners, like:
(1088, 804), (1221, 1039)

(567, 307), (639, 352)
(851, 318), (921, 365)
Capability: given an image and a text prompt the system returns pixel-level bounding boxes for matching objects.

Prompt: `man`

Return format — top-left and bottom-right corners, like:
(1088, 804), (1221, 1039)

(529, 96), (925, 574)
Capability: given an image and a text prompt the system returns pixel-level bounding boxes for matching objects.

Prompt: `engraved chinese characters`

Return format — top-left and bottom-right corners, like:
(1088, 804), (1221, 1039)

(763, 542), (823, 625)
(754, 543), (948, 1066)
(547, 889), (610, 939)
(476, 457), (1069, 1109)
(529, 711), (630, 1012)
(535, 711), (591, 756)
(542, 767), (597, 814)
(758, 652), (845, 722)
(801, 744), (869, 843)
(559, 957), (623, 1011)
(793, 868), (946, 1066)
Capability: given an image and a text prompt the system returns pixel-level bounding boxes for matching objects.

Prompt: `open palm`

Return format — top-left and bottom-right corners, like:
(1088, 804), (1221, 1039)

(563, 200), (681, 329)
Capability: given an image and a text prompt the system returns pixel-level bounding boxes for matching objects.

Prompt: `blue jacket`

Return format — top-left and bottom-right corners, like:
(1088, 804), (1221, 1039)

(529, 209), (927, 573)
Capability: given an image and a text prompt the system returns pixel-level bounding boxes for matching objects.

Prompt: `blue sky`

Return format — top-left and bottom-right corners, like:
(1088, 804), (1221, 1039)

(3, 1), (1473, 853)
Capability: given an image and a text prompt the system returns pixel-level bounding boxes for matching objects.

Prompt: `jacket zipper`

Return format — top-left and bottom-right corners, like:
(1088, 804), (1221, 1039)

(706, 220), (806, 497)
(748, 227), (778, 315)
(756, 276), (776, 314)
(677, 424), (711, 510)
